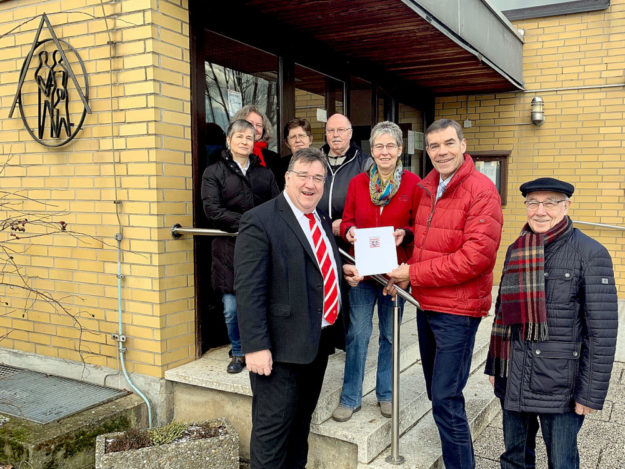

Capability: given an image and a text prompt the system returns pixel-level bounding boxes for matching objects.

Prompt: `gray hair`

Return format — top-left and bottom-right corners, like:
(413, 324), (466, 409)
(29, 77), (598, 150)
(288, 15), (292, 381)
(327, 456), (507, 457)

(287, 147), (328, 175)
(425, 119), (464, 146)
(369, 121), (403, 148)
(226, 119), (255, 140)
(232, 105), (274, 142)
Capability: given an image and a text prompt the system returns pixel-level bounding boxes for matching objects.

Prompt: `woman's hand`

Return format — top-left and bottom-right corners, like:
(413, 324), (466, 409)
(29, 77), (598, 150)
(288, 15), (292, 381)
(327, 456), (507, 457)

(393, 229), (405, 246)
(343, 264), (363, 287)
(346, 226), (356, 244)
(332, 219), (342, 236)
(383, 278), (410, 297)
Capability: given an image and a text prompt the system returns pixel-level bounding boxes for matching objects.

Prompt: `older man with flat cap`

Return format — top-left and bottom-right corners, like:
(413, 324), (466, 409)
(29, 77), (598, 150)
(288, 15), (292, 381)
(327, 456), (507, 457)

(485, 177), (618, 469)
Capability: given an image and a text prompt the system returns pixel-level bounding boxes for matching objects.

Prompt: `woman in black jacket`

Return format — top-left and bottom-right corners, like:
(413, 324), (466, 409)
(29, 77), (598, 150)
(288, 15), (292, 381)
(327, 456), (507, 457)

(201, 119), (279, 373)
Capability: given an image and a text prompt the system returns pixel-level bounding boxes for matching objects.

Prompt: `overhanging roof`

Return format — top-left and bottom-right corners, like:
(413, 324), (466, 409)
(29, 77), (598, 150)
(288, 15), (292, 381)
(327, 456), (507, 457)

(238, 0), (525, 95)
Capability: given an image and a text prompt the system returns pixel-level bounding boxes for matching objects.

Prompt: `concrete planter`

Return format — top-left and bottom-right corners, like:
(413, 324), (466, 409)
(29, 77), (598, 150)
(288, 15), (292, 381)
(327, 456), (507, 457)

(95, 417), (239, 469)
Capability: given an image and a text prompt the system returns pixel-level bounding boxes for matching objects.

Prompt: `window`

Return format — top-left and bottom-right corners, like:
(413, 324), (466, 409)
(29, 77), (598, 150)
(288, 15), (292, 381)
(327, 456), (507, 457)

(203, 31), (278, 151)
(470, 151), (511, 205)
(294, 64), (344, 150)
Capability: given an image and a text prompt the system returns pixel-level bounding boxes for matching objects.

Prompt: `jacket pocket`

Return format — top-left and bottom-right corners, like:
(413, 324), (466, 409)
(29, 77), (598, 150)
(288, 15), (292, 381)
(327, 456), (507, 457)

(269, 304), (291, 317)
(545, 270), (576, 303)
(528, 341), (581, 395)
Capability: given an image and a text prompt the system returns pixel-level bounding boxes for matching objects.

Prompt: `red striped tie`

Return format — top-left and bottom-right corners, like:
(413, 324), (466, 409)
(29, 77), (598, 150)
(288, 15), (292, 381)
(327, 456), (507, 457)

(305, 213), (339, 325)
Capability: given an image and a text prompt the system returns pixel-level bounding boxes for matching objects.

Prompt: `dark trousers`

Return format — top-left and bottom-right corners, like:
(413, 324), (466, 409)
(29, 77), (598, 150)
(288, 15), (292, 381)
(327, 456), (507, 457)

(417, 309), (481, 469)
(501, 404), (584, 469)
(249, 330), (332, 469)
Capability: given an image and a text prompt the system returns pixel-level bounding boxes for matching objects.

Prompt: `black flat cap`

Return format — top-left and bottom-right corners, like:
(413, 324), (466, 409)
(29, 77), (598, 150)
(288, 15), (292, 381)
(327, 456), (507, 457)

(520, 177), (574, 197)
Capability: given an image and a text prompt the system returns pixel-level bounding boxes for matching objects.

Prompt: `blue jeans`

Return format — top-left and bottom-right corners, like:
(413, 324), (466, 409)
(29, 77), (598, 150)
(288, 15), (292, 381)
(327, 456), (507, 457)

(222, 293), (243, 357)
(417, 309), (481, 469)
(339, 281), (404, 409)
(501, 405), (584, 469)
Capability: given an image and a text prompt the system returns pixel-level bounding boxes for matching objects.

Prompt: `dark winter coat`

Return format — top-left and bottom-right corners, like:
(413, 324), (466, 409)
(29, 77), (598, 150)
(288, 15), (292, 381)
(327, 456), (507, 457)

(319, 142), (372, 221)
(487, 227), (618, 413)
(201, 150), (279, 294)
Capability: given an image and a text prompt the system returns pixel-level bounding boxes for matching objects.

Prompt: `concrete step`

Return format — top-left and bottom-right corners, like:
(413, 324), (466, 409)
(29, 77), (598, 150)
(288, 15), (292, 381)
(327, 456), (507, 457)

(312, 305), (420, 424)
(166, 304), (421, 424)
(165, 305), (419, 461)
(361, 363), (500, 469)
(166, 298), (498, 465)
(309, 314), (495, 466)
(312, 362), (428, 464)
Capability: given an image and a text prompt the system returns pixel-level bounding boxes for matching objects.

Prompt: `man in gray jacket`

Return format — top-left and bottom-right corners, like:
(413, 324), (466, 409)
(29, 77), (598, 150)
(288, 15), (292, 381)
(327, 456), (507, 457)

(319, 113), (371, 240)
(485, 177), (618, 469)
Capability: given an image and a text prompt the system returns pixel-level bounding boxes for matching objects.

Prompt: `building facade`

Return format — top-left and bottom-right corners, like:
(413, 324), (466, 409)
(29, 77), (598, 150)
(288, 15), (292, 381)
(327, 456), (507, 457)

(438, 0), (625, 289)
(0, 0), (621, 423)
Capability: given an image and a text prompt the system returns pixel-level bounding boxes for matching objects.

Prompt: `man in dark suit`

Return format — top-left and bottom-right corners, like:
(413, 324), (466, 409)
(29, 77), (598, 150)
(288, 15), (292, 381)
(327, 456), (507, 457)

(234, 147), (350, 469)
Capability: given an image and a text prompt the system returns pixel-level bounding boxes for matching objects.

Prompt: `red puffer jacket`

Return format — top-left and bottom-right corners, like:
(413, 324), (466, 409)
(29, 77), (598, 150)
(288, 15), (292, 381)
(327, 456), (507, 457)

(409, 155), (503, 317)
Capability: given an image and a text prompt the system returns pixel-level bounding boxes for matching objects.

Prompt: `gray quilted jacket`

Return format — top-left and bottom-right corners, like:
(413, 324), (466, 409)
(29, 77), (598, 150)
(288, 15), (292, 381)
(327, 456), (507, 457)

(488, 226), (618, 413)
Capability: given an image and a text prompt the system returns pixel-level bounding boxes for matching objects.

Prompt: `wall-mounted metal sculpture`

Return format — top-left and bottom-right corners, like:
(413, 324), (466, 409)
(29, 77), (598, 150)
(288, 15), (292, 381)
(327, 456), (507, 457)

(9, 13), (91, 147)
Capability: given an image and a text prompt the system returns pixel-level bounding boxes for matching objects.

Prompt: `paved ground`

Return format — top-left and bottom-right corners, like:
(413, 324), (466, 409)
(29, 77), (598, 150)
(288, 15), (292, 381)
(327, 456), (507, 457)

(474, 361), (625, 469)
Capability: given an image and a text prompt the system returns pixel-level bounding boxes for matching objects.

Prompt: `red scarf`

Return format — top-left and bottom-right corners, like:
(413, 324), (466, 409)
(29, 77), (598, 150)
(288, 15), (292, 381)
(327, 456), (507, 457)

(253, 141), (267, 167)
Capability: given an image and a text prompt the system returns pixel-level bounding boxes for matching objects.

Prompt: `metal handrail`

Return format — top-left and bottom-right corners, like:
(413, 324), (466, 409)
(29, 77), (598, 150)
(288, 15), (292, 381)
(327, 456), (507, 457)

(573, 220), (625, 231)
(171, 224), (419, 308)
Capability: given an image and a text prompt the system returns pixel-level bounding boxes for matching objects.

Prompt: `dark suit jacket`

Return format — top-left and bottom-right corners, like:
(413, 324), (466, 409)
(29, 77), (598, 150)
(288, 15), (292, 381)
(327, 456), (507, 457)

(234, 193), (346, 365)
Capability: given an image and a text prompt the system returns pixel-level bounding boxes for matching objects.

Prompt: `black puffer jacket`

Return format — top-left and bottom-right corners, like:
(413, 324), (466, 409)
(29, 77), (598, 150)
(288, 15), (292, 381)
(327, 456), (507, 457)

(488, 226), (618, 413)
(201, 150), (279, 293)
(319, 142), (371, 221)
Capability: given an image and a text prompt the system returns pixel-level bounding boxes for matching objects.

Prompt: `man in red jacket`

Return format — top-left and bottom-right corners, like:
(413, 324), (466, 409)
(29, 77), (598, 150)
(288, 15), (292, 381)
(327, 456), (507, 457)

(387, 119), (503, 469)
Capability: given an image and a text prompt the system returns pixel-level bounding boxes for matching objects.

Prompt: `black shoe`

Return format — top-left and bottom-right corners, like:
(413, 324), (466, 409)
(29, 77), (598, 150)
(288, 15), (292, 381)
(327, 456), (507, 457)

(227, 356), (245, 374)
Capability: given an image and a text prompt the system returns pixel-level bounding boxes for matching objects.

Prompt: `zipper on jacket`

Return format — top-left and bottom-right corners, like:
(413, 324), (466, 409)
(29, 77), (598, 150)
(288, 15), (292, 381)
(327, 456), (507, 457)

(417, 183), (435, 263)
(325, 149), (359, 219)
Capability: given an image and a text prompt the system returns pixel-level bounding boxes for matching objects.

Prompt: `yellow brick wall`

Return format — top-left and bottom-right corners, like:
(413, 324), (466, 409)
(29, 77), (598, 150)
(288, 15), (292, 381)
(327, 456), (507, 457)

(0, 0), (193, 377)
(436, 1), (625, 295)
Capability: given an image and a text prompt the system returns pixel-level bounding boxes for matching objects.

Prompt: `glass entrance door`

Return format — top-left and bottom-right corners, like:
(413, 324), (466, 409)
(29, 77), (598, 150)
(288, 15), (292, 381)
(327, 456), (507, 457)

(294, 64), (343, 152)
(196, 31), (278, 354)
(203, 31), (278, 153)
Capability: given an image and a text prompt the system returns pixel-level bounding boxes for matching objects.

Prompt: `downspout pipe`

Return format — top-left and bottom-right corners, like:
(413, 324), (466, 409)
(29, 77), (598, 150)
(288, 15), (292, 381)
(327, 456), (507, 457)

(115, 232), (153, 427)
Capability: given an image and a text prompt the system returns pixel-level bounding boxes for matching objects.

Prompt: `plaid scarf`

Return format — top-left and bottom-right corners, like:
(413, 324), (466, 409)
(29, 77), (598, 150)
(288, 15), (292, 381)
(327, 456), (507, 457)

(487, 216), (573, 378)
(369, 160), (403, 206)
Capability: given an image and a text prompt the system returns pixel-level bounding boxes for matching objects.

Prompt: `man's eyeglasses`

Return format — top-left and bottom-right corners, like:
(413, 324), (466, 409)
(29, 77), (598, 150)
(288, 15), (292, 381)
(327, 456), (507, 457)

(289, 170), (325, 184)
(287, 133), (310, 142)
(325, 127), (351, 135)
(372, 143), (399, 152)
(524, 200), (567, 210)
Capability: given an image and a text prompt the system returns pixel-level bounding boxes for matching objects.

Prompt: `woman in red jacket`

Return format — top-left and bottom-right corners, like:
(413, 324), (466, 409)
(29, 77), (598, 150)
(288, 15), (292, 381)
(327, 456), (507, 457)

(332, 121), (421, 422)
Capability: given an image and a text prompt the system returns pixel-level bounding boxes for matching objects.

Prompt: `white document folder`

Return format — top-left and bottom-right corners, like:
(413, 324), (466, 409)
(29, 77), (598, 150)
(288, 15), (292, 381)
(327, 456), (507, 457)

(354, 226), (398, 276)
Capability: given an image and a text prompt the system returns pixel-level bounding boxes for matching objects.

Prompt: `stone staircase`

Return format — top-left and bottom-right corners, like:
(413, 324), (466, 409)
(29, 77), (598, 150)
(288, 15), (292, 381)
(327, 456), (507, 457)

(166, 299), (499, 468)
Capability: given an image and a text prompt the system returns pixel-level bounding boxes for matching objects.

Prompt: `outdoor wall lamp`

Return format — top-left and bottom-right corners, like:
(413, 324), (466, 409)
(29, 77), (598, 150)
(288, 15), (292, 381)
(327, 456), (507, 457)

(531, 96), (545, 126)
